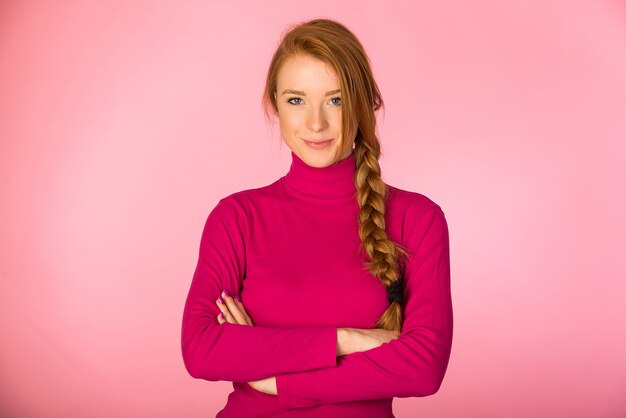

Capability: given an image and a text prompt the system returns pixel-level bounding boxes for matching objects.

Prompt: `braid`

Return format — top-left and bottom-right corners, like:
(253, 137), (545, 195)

(354, 136), (409, 332)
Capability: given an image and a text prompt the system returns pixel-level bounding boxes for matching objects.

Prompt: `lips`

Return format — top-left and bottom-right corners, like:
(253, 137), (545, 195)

(303, 138), (334, 149)
(303, 138), (334, 143)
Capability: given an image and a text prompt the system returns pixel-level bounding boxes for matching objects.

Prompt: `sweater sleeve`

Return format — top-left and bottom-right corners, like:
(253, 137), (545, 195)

(181, 196), (338, 382)
(275, 205), (453, 409)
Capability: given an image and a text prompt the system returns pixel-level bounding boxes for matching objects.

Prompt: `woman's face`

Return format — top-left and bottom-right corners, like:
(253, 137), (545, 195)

(274, 53), (354, 168)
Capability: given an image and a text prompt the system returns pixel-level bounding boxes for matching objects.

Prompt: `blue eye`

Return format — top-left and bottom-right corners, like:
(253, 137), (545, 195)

(286, 96), (341, 106)
(330, 97), (341, 106)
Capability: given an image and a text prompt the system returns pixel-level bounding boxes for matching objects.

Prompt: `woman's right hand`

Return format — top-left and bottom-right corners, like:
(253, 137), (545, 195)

(338, 328), (401, 356)
(353, 328), (401, 352)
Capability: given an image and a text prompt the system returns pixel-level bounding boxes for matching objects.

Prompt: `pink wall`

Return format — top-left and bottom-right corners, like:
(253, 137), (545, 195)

(1, 1), (625, 417)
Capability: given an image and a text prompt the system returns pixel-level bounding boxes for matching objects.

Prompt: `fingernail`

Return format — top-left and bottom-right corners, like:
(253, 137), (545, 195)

(219, 312), (224, 319)
(234, 294), (240, 302)
(223, 289), (230, 297)
(217, 297), (223, 304)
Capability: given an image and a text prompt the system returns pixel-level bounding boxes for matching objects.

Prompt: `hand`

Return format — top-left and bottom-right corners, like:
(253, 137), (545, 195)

(349, 328), (401, 353)
(215, 291), (272, 393)
(216, 289), (254, 326)
(247, 376), (277, 395)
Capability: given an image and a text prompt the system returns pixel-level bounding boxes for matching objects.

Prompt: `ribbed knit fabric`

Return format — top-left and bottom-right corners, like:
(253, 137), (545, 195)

(181, 150), (453, 418)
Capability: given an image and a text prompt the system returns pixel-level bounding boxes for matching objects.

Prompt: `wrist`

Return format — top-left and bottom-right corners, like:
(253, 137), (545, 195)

(336, 328), (354, 356)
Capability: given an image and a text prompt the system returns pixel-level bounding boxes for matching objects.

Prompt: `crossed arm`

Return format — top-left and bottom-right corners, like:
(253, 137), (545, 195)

(181, 198), (452, 409)
(214, 291), (400, 395)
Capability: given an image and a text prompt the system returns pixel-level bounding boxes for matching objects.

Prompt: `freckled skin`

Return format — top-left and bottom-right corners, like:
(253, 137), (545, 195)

(274, 54), (355, 168)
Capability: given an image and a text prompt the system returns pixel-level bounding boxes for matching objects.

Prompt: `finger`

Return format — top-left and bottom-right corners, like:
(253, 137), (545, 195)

(216, 297), (236, 324)
(221, 291), (248, 325)
(226, 296), (250, 325)
(234, 295), (254, 326)
(216, 312), (225, 324)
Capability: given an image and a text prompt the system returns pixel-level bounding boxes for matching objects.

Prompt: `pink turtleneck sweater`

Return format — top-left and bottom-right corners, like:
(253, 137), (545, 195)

(181, 150), (453, 418)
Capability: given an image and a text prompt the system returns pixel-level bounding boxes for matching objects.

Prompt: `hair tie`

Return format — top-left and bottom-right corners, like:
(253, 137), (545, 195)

(386, 279), (403, 305)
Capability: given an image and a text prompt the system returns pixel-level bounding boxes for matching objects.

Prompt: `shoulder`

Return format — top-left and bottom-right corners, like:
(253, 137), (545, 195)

(385, 184), (448, 248)
(386, 183), (444, 221)
(221, 178), (280, 205)
(209, 179), (281, 220)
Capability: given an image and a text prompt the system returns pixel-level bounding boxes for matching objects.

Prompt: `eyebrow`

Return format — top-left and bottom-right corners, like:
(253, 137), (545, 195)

(281, 89), (341, 96)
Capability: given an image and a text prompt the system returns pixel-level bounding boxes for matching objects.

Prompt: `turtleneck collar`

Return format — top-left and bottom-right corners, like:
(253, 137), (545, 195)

(282, 150), (357, 198)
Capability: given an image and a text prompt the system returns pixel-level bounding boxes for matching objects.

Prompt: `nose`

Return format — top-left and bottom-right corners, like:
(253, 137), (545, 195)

(306, 105), (329, 132)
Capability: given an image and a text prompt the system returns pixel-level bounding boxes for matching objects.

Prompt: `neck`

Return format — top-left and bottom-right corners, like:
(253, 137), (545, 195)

(283, 151), (357, 197)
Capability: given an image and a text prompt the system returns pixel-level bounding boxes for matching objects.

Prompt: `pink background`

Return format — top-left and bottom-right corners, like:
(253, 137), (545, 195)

(1, 1), (625, 417)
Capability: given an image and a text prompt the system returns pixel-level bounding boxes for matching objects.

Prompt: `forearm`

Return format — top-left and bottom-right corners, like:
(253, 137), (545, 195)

(251, 329), (352, 396)
(336, 328), (356, 356)
(182, 317), (338, 381)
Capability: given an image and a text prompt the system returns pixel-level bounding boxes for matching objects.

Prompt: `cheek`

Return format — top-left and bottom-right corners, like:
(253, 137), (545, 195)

(278, 112), (303, 135)
(331, 111), (343, 131)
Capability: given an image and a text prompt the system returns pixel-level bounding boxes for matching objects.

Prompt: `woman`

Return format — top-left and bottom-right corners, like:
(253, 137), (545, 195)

(181, 18), (453, 417)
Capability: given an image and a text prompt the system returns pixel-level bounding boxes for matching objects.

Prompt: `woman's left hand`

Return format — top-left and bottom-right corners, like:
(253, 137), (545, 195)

(215, 291), (277, 395)
(216, 290), (254, 326)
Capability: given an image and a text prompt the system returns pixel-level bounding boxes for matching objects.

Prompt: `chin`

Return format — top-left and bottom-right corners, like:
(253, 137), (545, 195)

(298, 148), (338, 168)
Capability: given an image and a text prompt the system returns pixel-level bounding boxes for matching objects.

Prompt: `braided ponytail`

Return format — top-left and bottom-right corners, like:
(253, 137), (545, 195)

(354, 135), (409, 332)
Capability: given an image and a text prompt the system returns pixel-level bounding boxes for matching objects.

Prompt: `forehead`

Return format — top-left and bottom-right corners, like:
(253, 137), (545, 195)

(277, 54), (340, 90)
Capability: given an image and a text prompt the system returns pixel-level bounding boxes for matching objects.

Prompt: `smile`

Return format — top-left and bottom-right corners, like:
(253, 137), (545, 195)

(303, 138), (334, 149)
